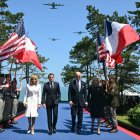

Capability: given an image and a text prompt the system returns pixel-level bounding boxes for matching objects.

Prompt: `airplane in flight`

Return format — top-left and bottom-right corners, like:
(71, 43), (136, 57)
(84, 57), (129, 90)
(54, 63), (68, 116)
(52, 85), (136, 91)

(49, 38), (59, 41)
(73, 31), (87, 35)
(43, 2), (64, 9)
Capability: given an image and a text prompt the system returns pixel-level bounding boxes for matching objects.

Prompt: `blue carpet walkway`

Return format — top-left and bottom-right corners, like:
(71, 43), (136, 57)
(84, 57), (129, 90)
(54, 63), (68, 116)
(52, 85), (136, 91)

(0, 103), (139, 140)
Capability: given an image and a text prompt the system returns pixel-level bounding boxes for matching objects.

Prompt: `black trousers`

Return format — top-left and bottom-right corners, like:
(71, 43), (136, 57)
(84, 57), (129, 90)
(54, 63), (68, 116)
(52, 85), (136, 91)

(71, 105), (83, 130)
(46, 104), (58, 131)
(3, 96), (12, 125)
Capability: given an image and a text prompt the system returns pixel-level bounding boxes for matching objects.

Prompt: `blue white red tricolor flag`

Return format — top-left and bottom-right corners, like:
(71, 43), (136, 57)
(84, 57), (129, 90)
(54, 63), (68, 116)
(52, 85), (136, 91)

(97, 31), (123, 68)
(105, 20), (139, 60)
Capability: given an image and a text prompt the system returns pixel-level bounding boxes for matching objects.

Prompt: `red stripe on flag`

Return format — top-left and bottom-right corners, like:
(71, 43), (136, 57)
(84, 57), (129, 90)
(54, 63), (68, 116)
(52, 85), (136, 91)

(0, 35), (26, 62)
(106, 52), (115, 68)
(98, 42), (106, 61)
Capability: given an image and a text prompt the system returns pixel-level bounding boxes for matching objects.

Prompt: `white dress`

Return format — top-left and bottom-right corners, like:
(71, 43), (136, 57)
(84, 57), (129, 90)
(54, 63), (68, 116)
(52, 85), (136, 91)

(23, 84), (41, 117)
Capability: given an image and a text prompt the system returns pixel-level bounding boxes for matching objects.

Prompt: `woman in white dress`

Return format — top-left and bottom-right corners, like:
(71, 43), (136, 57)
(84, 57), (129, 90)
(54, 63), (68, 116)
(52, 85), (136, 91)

(23, 75), (41, 135)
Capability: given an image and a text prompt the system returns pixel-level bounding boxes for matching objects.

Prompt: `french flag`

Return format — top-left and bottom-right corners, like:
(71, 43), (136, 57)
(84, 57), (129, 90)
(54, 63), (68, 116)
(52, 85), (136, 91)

(105, 20), (139, 59)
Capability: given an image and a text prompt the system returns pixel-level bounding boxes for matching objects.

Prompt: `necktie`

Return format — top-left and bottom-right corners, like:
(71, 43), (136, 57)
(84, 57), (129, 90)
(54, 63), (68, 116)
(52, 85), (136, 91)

(77, 81), (79, 91)
(50, 82), (53, 88)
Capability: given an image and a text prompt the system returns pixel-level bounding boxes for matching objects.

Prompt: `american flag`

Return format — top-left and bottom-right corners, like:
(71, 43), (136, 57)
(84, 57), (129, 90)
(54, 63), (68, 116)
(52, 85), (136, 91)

(97, 32), (116, 68)
(0, 19), (25, 62)
(106, 51), (116, 68)
(97, 32), (106, 62)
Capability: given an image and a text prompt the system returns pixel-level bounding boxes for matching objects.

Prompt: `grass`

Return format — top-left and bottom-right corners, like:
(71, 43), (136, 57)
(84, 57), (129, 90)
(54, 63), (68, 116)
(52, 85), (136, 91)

(116, 115), (140, 129)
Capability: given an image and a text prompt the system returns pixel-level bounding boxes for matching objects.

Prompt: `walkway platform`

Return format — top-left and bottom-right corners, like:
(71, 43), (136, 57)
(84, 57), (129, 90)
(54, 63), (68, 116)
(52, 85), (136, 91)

(0, 103), (139, 140)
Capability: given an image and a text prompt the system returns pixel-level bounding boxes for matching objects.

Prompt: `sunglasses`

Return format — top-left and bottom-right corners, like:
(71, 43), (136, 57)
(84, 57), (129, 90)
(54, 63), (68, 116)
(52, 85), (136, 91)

(49, 77), (54, 78)
(76, 75), (81, 78)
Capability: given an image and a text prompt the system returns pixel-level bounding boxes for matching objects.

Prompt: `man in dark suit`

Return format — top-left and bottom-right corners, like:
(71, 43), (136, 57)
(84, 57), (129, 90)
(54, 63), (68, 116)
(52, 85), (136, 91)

(42, 73), (61, 135)
(68, 71), (88, 135)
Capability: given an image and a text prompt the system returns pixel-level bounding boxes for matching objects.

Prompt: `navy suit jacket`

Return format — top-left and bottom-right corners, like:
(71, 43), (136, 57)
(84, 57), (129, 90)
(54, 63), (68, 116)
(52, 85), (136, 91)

(42, 81), (61, 106)
(68, 79), (87, 107)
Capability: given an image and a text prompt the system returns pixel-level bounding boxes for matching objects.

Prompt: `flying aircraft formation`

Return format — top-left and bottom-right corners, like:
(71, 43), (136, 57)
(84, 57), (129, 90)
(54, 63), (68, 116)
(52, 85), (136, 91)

(73, 31), (87, 35)
(43, 2), (64, 9)
(43, 2), (86, 44)
(48, 38), (59, 41)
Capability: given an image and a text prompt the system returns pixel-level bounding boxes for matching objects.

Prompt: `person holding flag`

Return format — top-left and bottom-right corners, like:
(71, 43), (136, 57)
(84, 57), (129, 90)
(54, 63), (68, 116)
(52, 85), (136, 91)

(105, 75), (119, 133)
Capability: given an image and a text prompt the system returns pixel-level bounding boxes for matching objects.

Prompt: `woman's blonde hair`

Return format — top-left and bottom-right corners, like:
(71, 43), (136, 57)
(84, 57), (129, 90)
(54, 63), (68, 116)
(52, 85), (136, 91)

(30, 75), (38, 85)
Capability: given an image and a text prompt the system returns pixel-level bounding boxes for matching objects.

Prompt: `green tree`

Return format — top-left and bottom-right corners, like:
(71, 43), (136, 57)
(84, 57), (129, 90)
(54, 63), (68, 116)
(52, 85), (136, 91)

(0, 0), (23, 73)
(61, 64), (82, 85)
(128, 2), (140, 33)
(0, 0), (49, 83)
(118, 1), (140, 90)
(70, 36), (96, 88)
(0, 0), (23, 45)
(61, 2), (140, 89)
(86, 4), (140, 88)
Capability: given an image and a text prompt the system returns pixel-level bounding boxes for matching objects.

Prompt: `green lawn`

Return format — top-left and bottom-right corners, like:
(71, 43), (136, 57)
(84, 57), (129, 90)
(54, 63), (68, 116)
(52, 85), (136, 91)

(117, 115), (140, 129)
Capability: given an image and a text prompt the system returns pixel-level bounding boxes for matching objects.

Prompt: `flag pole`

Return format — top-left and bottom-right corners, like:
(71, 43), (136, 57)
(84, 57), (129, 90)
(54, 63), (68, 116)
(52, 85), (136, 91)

(9, 58), (14, 77)
(14, 63), (18, 78)
(96, 32), (102, 84)
(17, 64), (24, 91)
(103, 20), (108, 80)
(20, 65), (24, 86)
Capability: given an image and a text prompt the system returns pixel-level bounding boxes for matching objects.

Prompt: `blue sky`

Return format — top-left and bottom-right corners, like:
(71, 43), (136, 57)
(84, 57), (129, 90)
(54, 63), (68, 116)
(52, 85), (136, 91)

(7, 0), (137, 86)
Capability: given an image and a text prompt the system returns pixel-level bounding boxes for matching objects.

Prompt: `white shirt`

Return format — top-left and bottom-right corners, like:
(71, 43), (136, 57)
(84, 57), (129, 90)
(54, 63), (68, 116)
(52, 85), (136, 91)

(76, 80), (81, 92)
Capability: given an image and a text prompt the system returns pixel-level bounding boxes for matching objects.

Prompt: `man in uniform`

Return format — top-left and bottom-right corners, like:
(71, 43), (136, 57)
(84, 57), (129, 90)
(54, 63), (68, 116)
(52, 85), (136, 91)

(105, 75), (119, 133)
(2, 74), (13, 128)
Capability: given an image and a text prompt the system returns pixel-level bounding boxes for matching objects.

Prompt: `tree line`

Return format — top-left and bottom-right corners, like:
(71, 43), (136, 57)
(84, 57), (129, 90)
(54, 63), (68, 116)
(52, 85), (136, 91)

(61, 2), (140, 93)
(0, 0), (48, 83)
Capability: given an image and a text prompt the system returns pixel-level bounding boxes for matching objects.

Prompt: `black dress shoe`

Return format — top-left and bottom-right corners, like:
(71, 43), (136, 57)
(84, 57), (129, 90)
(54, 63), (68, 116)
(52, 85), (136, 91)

(109, 128), (118, 133)
(0, 128), (5, 133)
(48, 131), (52, 135)
(91, 128), (94, 132)
(3, 124), (13, 128)
(53, 128), (56, 133)
(71, 127), (75, 132)
(106, 124), (112, 128)
(77, 130), (81, 135)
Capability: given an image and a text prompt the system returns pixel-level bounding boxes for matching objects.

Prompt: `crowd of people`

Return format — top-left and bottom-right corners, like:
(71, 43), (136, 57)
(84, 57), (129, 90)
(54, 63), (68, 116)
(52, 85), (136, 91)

(68, 72), (119, 135)
(0, 74), (21, 133)
(0, 71), (120, 136)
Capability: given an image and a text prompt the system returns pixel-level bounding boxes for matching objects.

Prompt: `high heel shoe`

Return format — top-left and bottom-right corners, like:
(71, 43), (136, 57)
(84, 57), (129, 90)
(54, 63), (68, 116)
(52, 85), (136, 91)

(31, 131), (35, 135)
(31, 129), (35, 135)
(97, 129), (101, 135)
(27, 129), (31, 134)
